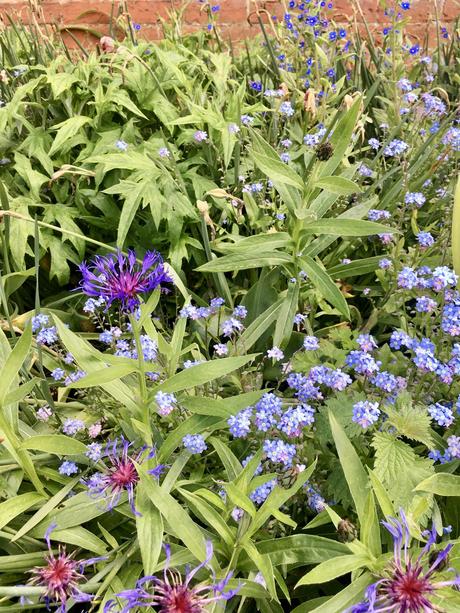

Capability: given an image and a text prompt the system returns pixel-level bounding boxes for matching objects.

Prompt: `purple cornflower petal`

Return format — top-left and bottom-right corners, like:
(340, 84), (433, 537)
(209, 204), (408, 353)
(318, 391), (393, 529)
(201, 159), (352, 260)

(83, 436), (151, 515)
(105, 541), (238, 612)
(78, 249), (172, 312)
(350, 511), (460, 612)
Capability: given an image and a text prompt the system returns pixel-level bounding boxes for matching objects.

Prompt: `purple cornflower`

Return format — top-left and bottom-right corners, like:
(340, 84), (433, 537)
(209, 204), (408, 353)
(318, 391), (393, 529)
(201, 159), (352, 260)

(383, 139), (408, 157)
(222, 317), (244, 337)
(36, 405), (52, 421)
(379, 258), (392, 270)
(51, 368), (65, 381)
(397, 267), (418, 289)
(105, 542), (237, 613)
(263, 439), (296, 466)
(405, 192), (426, 208)
(279, 101), (294, 117)
(352, 400), (380, 428)
(417, 231), (434, 248)
(233, 305), (247, 319)
(29, 524), (102, 612)
(228, 407), (253, 438)
(158, 147), (170, 158)
(183, 434), (207, 454)
(193, 130), (208, 142)
(428, 402), (454, 427)
(84, 437), (151, 514)
(278, 404), (315, 437)
(303, 336), (319, 350)
(36, 326), (58, 346)
(267, 346), (284, 361)
(85, 443), (102, 462)
(32, 313), (49, 331)
(59, 461), (79, 476)
(62, 418), (85, 436)
(368, 209), (390, 221)
(250, 479), (276, 504)
(213, 343), (228, 356)
(356, 334), (377, 352)
(155, 391), (177, 416)
(416, 296), (437, 313)
(368, 137), (380, 149)
(254, 393), (282, 432)
(350, 512), (460, 612)
(79, 249), (171, 312)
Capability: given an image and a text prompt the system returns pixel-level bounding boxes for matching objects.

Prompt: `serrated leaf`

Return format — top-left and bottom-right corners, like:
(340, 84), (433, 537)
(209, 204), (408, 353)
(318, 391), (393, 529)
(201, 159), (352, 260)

(372, 432), (434, 508)
(386, 395), (433, 447)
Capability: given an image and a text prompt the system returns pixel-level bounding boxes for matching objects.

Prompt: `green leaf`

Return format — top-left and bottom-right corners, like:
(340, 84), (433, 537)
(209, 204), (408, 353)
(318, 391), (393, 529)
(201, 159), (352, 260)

(11, 478), (79, 542)
(372, 432), (434, 508)
(20, 435), (87, 455)
(273, 283), (299, 348)
(314, 176), (361, 196)
(208, 437), (241, 480)
(327, 256), (383, 279)
(179, 488), (235, 546)
(295, 554), (370, 586)
(153, 354), (258, 394)
(0, 324), (32, 406)
(236, 298), (284, 352)
(67, 363), (138, 389)
(368, 469), (395, 517)
(415, 473), (460, 496)
(299, 256), (350, 319)
(49, 116), (91, 156)
(302, 219), (397, 237)
(244, 540), (278, 600)
(217, 233), (291, 253)
(136, 483), (164, 575)
(251, 132), (304, 191)
(248, 461), (316, 538)
(299, 572), (371, 613)
(223, 482), (257, 518)
(318, 97), (362, 178)
(196, 252), (292, 273)
(0, 493), (45, 530)
(254, 534), (349, 566)
(138, 467), (207, 563)
(329, 411), (368, 524)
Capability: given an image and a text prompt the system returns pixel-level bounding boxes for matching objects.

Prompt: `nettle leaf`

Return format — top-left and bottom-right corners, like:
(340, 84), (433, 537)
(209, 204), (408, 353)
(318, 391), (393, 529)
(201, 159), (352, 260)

(372, 432), (434, 509)
(386, 393), (433, 447)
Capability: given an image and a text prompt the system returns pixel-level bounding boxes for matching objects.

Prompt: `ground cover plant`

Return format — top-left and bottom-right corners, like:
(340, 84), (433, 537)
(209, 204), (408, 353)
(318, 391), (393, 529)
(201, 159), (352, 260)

(0, 0), (459, 611)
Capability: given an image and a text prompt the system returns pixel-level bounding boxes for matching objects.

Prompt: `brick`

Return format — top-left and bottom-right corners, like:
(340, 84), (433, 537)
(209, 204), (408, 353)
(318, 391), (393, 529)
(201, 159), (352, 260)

(0, 0), (456, 43)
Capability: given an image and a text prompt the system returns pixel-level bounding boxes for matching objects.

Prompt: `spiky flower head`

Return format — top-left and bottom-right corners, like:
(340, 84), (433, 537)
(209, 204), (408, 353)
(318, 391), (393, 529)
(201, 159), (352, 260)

(104, 542), (238, 612)
(78, 249), (172, 312)
(350, 511), (460, 612)
(28, 524), (103, 612)
(84, 437), (155, 515)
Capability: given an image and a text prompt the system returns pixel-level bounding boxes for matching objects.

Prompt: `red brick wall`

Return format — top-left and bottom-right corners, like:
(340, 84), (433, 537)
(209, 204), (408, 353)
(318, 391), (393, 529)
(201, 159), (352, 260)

(0, 0), (457, 43)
